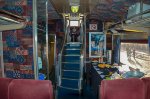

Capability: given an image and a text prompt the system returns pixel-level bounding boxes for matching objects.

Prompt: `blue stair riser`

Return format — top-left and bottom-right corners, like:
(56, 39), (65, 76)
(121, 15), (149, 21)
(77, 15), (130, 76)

(63, 71), (80, 79)
(65, 45), (81, 49)
(64, 50), (80, 55)
(61, 79), (79, 89)
(63, 64), (80, 70)
(63, 60), (80, 63)
(63, 56), (80, 62)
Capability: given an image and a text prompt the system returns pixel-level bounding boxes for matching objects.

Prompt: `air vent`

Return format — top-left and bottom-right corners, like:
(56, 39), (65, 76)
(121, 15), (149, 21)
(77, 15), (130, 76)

(69, 0), (80, 6)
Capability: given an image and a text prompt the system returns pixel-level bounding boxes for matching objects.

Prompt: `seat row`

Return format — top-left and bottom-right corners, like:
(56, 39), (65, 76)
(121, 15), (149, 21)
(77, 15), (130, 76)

(100, 77), (150, 99)
(0, 78), (53, 99)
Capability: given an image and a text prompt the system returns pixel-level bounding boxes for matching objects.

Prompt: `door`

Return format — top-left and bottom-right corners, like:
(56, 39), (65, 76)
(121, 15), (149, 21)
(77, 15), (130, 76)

(48, 34), (56, 83)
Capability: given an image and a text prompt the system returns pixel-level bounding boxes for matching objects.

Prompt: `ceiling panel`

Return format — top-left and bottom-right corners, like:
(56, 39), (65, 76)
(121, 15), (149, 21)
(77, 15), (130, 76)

(50, 0), (150, 21)
(89, 0), (139, 21)
(50, 0), (69, 13)
(1, 0), (150, 21)
(50, 0), (90, 13)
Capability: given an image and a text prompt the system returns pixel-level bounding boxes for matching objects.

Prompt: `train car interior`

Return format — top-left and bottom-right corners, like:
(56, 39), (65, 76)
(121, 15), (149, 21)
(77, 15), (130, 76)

(0, 0), (150, 99)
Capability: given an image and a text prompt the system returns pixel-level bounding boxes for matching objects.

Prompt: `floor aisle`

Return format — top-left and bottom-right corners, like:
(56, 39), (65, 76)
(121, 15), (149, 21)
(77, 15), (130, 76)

(56, 82), (97, 99)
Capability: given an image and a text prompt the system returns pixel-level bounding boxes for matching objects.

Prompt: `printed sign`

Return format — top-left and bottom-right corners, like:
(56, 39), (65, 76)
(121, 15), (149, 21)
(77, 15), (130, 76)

(90, 24), (97, 30)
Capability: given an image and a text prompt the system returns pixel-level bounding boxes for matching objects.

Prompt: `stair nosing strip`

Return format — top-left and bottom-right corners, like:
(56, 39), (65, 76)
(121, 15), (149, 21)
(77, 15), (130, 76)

(62, 62), (80, 64)
(63, 69), (80, 71)
(63, 70), (80, 72)
(66, 42), (81, 44)
(63, 55), (80, 56)
(62, 78), (79, 81)
(59, 86), (79, 91)
(66, 49), (81, 50)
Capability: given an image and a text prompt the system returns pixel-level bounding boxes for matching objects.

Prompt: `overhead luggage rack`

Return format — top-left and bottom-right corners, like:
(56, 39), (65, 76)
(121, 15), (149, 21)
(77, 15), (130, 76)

(0, 10), (26, 31)
(125, 1), (150, 28)
(125, 9), (150, 28)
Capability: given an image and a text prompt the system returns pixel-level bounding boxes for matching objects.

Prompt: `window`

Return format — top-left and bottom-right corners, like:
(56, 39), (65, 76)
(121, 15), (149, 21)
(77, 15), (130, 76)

(120, 42), (150, 74)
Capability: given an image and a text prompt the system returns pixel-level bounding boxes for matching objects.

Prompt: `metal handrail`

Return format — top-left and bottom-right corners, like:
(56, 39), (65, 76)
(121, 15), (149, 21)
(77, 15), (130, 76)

(60, 28), (68, 55)
(58, 24), (69, 86)
(58, 54), (62, 86)
(79, 20), (85, 91)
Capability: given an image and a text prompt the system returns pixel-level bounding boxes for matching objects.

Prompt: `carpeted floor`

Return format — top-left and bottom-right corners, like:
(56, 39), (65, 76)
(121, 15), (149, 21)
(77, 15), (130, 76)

(56, 82), (97, 99)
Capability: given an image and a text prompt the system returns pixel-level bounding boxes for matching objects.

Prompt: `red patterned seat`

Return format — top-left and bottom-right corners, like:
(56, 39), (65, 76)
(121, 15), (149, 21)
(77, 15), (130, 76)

(8, 79), (53, 99)
(142, 77), (150, 99)
(100, 78), (145, 99)
(0, 78), (13, 99)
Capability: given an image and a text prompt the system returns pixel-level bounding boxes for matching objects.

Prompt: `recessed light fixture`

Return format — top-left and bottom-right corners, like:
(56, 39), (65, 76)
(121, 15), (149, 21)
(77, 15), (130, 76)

(71, 6), (79, 13)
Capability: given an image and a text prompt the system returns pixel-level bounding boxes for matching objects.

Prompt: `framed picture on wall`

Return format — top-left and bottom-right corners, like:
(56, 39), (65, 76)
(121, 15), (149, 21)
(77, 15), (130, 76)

(89, 32), (106, 57)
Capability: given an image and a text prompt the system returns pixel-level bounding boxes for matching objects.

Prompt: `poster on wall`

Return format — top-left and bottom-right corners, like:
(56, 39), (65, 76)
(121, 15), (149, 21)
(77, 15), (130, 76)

(89, 32), (106, 57)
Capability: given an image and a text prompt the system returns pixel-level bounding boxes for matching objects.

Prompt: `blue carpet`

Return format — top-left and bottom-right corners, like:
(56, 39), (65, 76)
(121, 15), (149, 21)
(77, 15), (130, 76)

(57, 83), (97, 99)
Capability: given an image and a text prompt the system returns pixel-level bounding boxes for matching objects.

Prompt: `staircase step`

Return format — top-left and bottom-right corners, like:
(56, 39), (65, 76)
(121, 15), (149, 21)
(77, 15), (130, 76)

(67, 42), (82, 44)
(65, 42), (82, 49)
(57, 86), (80, 96)
(63, 55), (80, 62)
(58, 86), (79, 91)
(64, 54), (80, 56)
(61, 78), (79, 89)
(64, 49), (81, 55)
(62, 61), (80, 64)
(66, 48), (81, 50)
(65, 46), (81, 49)
(62, 62), (80, 64)
(65, 44), (81, 48)
(62, 77), (79, 80)
(63, 63), (80, 70)
(62, 70), (80, 79)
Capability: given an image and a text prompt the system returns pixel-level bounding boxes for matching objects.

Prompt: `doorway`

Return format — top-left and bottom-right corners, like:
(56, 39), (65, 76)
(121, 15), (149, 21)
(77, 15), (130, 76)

(48, 34), (56, 83)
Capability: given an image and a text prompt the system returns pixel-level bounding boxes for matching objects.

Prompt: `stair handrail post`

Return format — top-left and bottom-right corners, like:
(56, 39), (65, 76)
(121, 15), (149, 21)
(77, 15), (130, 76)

(79, 55), (84, 91)
(79, 16), (85, 92)
(80, 20), (83, 43)
(58, 53), (62, 86)
(79, 14), (87, 93)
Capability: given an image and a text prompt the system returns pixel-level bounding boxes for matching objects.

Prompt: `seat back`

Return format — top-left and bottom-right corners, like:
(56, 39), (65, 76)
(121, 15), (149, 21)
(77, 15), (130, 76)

(142, 77), (150, 99)
(100, 78), (145, 99)
(8, 79), (53, 99)
(0, 78), (13, 99)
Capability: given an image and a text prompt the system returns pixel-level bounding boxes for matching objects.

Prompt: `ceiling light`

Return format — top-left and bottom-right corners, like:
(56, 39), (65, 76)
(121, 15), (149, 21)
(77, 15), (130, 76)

(71, 6), (79, 13)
